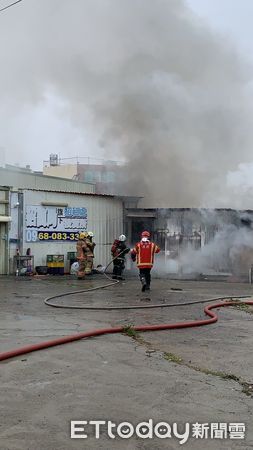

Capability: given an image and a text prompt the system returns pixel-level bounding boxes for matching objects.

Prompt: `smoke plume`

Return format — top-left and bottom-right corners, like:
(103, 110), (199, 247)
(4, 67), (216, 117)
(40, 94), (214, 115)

(161, 210), (253, 276)
(0, 0), (253, 207)
(179, 225), (253, 275)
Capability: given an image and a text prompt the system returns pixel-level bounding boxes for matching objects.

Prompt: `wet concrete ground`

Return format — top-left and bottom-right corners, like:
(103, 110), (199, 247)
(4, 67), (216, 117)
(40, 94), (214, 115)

(1, 274), (253, 449)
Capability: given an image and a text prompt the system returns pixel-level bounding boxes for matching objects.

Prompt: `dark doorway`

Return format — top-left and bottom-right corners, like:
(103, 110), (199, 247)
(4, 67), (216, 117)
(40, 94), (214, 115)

(131, 218), (154, 244)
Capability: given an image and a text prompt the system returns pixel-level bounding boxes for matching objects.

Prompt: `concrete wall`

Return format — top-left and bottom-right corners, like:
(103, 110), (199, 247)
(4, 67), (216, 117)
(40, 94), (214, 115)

(43, 164), (77, 179)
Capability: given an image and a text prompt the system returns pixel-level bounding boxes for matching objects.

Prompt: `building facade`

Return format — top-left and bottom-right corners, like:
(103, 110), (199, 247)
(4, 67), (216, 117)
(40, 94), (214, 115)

(43, 155), (123, 195)
(0, 187), (11, 274)
(0, 166), (124, 274)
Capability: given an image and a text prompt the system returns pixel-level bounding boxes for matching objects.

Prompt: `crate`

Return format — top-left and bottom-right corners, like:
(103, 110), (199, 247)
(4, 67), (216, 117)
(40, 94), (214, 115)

(46, 255), (64, 275)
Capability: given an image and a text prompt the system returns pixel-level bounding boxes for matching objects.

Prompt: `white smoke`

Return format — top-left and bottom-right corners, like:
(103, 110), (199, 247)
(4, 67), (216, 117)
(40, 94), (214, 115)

(0, 0), (253, 207)
(178, 219), (253, 275)
(226, 163), (253, 208)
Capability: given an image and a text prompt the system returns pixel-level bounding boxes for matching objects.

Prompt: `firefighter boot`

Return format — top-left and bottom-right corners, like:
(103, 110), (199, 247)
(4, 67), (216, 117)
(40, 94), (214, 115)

(141, 277), (146, 292)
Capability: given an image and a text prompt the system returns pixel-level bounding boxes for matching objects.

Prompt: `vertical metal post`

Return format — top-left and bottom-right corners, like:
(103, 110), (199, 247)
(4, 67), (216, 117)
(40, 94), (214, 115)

(249, 266), (253, 284)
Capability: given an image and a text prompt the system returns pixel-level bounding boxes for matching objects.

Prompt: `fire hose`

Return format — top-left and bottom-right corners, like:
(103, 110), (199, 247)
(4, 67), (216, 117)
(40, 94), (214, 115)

(1, 251), (253, 362)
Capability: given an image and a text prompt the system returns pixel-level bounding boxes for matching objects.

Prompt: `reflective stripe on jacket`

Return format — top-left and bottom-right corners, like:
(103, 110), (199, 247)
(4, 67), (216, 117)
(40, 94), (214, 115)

(131, 241), (160, 269)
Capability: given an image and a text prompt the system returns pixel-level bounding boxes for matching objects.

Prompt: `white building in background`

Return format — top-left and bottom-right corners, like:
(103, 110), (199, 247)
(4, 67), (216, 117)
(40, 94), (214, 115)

(43, 154), (124, 195)
(0, 166), (124, 274)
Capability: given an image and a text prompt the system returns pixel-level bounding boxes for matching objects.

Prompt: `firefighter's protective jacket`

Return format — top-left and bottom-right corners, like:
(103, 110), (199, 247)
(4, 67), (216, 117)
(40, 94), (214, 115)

(131, 240), (160, 268)
(76, 239), (88, 260)
(111, 240), (130, 259)
(85, 237), (96, 257)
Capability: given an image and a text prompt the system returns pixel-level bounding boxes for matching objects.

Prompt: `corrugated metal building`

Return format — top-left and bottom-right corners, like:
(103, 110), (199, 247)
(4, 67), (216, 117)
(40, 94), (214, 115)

(20, 190), (123, 271)
(0, 167), (124, 274)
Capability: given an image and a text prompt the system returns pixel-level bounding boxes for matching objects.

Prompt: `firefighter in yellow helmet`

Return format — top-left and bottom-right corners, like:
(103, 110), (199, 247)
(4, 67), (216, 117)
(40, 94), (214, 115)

(76, 231), (88, 279)
(85, 231), (96, 275)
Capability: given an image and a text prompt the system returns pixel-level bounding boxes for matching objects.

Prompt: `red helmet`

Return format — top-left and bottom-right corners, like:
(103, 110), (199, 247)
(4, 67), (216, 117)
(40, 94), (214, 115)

(141, 230), (150, 238)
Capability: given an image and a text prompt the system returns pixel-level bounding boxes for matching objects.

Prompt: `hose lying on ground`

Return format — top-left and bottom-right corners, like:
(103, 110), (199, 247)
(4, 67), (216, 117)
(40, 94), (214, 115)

(44, 292), (251, 310)
(1, 299), (253, 362)
(1, 252), (252, 362)
(45, 250), (252, 310)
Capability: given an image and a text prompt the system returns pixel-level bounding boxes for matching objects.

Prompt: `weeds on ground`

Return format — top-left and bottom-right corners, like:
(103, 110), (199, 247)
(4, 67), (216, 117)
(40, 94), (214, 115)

(164, 352), (183, 364)
(122, 324), (140, 338)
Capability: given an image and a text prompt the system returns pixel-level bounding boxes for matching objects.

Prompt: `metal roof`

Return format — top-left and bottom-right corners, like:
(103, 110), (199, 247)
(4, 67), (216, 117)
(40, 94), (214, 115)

(23, 188), (116, 198)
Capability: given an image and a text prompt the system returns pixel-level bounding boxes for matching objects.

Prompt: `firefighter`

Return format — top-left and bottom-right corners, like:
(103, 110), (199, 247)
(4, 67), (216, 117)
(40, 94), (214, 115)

(131, 231), (160, 291)
(76, 231), (88, 279)
(111, 234), (130, 280)
(85, 231), (96, 275)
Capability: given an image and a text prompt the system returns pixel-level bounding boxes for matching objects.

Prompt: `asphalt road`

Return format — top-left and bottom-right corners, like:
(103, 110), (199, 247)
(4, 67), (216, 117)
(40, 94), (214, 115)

(1, 274), (253, 449)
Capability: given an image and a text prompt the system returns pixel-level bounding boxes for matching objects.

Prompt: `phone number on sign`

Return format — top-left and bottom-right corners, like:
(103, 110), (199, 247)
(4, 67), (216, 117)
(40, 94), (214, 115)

(38, 232), (80, 241)
(25, 230), (81, 242)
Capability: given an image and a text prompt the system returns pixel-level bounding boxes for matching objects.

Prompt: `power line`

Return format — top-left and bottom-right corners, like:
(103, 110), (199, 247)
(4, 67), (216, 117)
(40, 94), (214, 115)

(0, 0), (23, 13)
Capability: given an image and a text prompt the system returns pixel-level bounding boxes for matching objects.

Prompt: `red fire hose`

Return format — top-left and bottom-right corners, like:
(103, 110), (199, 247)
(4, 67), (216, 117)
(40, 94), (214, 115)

(1, 300), (253, 362)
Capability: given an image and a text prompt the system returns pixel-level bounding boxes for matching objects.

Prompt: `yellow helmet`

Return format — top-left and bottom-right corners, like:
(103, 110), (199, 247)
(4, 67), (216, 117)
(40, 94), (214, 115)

(79, 231), (87, 239)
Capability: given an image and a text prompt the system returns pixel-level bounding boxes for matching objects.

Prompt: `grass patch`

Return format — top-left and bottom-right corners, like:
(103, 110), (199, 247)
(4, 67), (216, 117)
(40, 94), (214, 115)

(123, 330), (253, 398)
(122, 326), (153, 347)
(122, 325), (140, 339)
(162, 352), (250, 395)
(164, 352), (183, 364)
(233, 303), (251, 313)
(195, 367), (240, 382)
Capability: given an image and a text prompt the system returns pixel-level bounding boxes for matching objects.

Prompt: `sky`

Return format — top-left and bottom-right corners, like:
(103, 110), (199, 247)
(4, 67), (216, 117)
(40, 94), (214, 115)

(187, 0), (253, 58)
(1, 0), (253, 208)
(0, 0), (251, 170)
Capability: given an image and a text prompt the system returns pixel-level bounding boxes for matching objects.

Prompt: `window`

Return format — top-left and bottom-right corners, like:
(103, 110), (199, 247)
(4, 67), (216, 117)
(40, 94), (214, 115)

(84, 171), (93, 183)
(107, 171), (115, 182)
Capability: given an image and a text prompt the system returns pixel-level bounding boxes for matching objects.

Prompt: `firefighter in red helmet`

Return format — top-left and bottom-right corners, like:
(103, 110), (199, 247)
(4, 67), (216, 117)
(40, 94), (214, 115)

(141, 231), (150, 238)
(131, 231), (160, 291)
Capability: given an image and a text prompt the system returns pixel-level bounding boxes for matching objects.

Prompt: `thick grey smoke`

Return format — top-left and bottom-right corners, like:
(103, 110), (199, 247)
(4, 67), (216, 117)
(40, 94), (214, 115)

(0, 0), (253, 207)
(179, 225), (253, 274)
(152, 209), (253, 276)
(179, 224), (253, 275)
